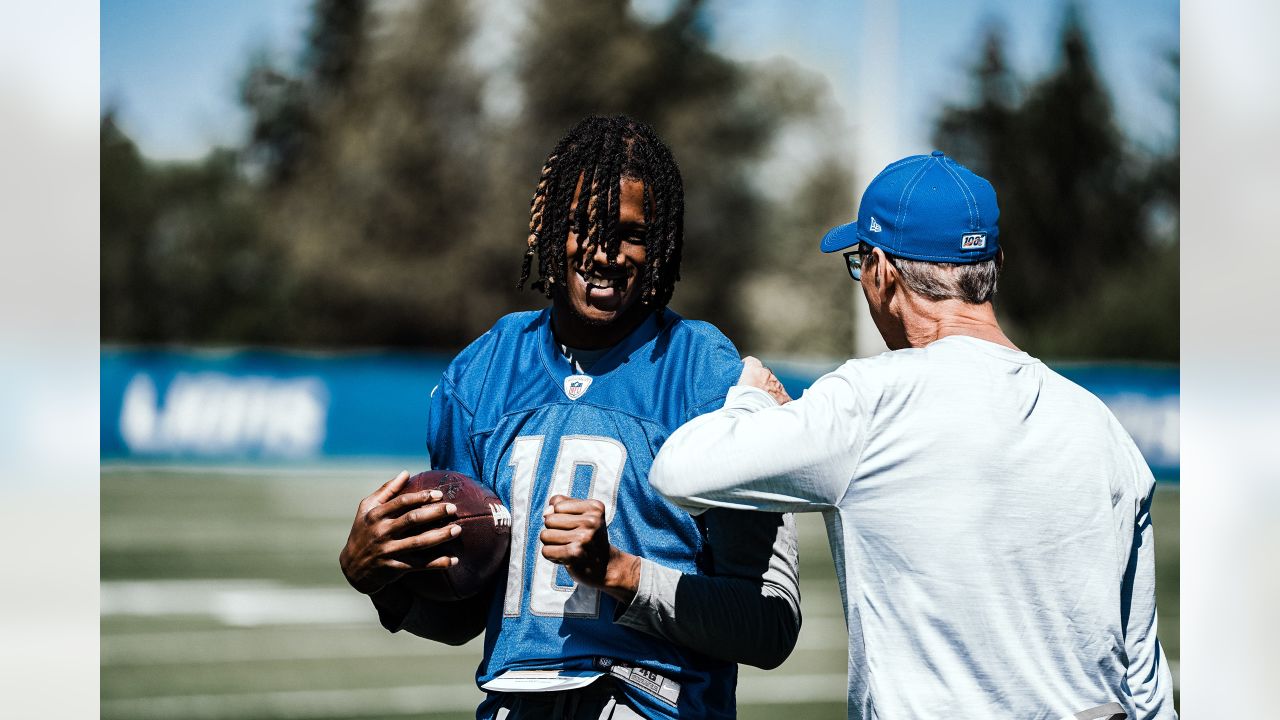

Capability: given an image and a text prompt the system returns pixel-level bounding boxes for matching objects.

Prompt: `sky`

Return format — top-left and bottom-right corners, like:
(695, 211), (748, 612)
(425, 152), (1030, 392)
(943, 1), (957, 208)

(704, 0), (1178, 162)
(100, 0), (1178, 163)
(101, 0), (309, 159)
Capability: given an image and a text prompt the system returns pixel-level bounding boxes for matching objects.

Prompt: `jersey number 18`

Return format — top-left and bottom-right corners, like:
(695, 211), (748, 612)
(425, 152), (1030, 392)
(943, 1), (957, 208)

(503, 435), (626, 619)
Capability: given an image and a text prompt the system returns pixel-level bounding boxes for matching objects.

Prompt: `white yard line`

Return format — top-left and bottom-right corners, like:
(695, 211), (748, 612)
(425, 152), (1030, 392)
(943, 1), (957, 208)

(102, 580), (375, 627)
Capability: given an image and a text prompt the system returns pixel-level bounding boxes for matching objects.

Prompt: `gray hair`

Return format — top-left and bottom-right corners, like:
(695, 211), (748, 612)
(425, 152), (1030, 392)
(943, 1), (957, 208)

(887, 255), (1000, 304)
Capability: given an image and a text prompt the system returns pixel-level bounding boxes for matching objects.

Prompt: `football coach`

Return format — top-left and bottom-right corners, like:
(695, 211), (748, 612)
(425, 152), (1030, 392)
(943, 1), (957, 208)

(650, 152), (1176, 719)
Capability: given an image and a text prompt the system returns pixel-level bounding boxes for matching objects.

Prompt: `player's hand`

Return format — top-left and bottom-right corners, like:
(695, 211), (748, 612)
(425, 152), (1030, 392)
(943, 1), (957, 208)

(738, 356), (792, 405)
(540, 494), (640, 602)
(339, 470), (461, 595)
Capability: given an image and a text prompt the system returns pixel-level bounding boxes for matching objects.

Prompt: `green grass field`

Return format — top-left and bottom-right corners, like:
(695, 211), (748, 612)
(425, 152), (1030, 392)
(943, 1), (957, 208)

(101, 466), (1179, 719)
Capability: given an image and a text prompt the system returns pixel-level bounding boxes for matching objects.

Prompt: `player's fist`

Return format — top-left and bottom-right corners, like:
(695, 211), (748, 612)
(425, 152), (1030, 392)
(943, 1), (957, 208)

(539, 495), (628, 592)
(339, 470), (460, 595)
(738, 356), (792, 405)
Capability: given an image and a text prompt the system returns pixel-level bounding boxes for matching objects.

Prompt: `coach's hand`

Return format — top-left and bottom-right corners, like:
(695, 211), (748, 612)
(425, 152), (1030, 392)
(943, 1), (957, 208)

(540, 494), (641, 603)
(339, 470), (460, 595)
(739, 356), (792, 405)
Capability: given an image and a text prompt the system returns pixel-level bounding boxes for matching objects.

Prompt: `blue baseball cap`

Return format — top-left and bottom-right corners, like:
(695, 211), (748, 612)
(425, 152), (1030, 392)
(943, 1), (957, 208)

(820, 151), (1000, 263)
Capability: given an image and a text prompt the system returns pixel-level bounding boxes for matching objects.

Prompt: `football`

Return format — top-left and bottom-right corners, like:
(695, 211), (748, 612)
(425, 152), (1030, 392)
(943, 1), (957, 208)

(397, 470), (511, 601)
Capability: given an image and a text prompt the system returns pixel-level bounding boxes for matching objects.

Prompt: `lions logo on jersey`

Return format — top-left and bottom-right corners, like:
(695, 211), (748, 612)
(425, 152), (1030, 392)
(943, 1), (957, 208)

(563, 375), (593, 401)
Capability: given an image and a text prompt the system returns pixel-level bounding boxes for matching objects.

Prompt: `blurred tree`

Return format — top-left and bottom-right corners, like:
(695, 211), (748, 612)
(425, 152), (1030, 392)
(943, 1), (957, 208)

(1030, 48), (1179, 361)
(101, 115), (284, 344)
(254, 0), (497, 348)
(304, 0), (366, 93)
(740, 157), (858, 357)
(241, 0), (368, 185)
(932, 27), (1019, 171)
(101, 112), (157, 341)
(933, 5), (1177, 360)
(245, 0), (854, 351)
(1145, 50), (1180, 208)
(104, 0), (1177, 358)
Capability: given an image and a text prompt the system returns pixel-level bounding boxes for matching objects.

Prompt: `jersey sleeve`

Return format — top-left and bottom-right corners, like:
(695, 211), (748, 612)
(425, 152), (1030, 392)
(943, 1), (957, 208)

(425, 376), (479, 480)
(682, 324), (747, 421)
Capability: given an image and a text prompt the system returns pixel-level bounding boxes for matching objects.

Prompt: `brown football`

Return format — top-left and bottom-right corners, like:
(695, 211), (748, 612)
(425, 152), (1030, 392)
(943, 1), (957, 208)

(396, 470), (511, 601)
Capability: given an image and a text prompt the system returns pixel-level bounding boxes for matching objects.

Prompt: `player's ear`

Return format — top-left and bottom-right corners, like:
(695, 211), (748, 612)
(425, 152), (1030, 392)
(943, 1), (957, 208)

(994, 248), (1005, 271)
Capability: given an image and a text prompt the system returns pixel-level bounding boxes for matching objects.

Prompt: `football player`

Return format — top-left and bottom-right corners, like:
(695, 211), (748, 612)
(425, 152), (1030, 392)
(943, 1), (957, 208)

(340, 115), (800, 719)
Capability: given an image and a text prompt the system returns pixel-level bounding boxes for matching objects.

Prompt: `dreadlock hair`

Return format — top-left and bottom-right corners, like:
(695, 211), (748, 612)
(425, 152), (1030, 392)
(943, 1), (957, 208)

(517, 115), (685, 312)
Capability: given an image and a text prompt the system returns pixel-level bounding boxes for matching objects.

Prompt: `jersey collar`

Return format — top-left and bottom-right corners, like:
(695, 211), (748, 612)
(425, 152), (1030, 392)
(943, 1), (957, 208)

(537, 307), (669, 386)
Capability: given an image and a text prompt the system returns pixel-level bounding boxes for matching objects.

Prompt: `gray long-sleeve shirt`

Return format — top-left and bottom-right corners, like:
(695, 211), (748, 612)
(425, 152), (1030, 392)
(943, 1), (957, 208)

(651, 336), (1176, 719)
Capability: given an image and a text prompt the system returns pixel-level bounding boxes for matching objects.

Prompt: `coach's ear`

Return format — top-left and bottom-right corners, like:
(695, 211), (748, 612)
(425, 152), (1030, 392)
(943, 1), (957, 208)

(995, 248), (1005, 271)
(871, 247), (895, 293)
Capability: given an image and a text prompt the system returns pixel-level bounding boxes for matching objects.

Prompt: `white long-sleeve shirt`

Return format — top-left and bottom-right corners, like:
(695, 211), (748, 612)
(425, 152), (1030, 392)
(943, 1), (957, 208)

(650, 336), (1176, 719)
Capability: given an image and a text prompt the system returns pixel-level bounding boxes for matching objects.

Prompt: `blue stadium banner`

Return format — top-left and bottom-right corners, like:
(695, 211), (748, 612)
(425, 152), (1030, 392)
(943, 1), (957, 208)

(100, 349), (448, 462)
(101, 349), (1178, 480)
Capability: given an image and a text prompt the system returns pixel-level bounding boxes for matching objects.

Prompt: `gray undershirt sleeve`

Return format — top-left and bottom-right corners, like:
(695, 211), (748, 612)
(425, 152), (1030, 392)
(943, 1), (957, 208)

(613, 508), (802, 670)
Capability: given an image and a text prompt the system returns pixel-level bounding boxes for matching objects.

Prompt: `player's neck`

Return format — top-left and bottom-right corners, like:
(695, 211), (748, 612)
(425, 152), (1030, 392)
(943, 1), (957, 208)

(550, 298), (651, 350)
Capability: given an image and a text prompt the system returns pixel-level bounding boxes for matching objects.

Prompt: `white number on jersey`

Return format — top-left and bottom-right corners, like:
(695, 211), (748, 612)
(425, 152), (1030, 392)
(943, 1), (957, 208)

(501, 435), (627, 614)
(503, 435), (626, 618)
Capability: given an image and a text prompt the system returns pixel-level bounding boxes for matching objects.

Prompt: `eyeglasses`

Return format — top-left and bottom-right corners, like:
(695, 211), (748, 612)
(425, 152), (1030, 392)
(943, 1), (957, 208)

(843, 245), (870, 281)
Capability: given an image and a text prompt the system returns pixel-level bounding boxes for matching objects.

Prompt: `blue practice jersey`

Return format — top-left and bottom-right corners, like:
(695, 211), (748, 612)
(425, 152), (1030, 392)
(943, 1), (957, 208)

(425, 308), (744, 719)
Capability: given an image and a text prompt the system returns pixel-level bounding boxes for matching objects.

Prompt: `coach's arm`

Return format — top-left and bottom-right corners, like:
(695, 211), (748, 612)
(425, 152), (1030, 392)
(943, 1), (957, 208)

(1120, 447), (1178, 716)
(652, 358), (862, 515)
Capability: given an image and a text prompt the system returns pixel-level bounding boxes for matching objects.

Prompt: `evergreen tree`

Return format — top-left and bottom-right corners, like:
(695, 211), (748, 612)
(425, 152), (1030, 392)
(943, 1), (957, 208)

(101, 116), (282, 344)
(101, 113), (158, 340)
(258, 0), (495, 347)
(933, 4), (1177, 360)
(241, 0), (369, 185)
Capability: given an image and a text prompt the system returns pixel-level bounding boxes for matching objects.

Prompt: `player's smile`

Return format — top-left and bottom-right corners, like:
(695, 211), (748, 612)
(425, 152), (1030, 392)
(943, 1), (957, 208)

(557, 177), (649, 345)
(574, 264), (631, 308)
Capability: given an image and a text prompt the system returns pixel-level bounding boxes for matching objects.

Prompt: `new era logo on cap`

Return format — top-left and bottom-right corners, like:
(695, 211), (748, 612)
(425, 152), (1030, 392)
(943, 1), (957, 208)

(961, 233), (986, 249)
(869, 216), (882, 232)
